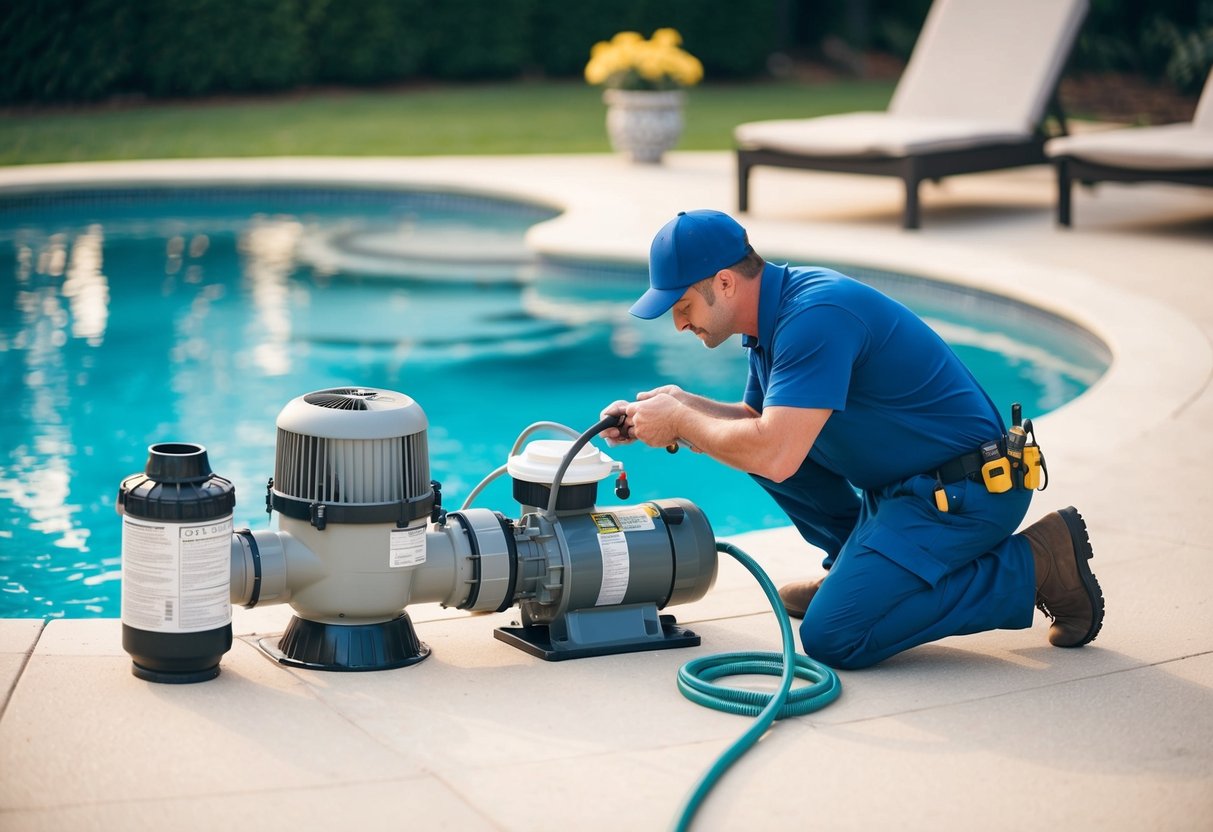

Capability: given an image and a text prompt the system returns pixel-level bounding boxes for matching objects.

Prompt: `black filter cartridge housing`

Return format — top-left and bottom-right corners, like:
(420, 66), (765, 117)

(118, 443), (236, 683)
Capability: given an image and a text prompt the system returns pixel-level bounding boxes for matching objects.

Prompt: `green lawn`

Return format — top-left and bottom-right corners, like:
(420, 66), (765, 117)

(0, 80), (895, 166)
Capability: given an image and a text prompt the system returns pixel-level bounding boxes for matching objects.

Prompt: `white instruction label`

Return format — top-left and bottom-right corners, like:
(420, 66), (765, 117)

(613, 506), (657, 532)
(389, 525), (427, 568)
(121, 514), (232, 633)
(595, 532), (631, 607)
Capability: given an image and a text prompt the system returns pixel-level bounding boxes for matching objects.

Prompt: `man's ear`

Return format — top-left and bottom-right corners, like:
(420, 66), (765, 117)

(717, 269), (737, 298)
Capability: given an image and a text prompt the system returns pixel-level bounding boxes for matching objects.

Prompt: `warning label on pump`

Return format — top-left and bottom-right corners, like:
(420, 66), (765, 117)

(612, 507), (657, 532)
(590, 508), (656, 535)
(595, 532), (630, 606)
(121, 515), (232, 633)
(389, 526), (427, 568)
(590, 513), (621, 534)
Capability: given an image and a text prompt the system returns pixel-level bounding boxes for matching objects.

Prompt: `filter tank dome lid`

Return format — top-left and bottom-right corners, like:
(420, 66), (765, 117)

(276, 387), (428, 440)
(508, 440), (616, 486)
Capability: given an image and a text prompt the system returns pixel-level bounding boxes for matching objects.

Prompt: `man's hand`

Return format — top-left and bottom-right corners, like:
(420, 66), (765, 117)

(601, 386), (685, 446)
(625, 393), (684, 448)
(635, 384), (685, 403)
(599, 399), (634, 446)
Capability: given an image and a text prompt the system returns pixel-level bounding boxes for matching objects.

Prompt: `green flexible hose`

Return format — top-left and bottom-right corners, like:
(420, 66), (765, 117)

(672, 541), (842, 832)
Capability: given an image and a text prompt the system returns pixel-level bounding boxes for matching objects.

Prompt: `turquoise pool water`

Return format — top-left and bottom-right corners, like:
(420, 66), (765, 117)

(0, 187), (1109, 619)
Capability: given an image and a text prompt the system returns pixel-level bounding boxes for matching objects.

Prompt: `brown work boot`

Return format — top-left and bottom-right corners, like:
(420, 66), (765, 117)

(1020, 507), (1105, 647)
(777, 575), (826, 619)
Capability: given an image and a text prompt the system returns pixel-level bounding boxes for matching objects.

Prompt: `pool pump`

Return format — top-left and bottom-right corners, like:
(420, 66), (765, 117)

(119, 386), (718, 681)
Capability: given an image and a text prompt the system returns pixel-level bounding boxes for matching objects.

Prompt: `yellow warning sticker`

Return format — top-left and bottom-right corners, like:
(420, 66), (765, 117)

(590, 513), (622, 534)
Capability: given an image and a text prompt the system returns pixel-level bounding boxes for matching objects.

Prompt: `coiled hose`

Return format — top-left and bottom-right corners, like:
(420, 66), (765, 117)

(672, 541), (842, 831)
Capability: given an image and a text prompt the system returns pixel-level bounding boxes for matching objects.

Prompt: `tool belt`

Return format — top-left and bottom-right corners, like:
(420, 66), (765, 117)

(933, 449), (987, 485)
(928, 403), (1048, 512)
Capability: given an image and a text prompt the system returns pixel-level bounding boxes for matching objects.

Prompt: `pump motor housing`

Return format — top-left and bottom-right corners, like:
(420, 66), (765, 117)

(270, 387), (434, 532)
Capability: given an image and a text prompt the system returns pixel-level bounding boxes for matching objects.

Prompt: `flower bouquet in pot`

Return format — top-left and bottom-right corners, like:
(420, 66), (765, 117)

(585, 29), (704, 163)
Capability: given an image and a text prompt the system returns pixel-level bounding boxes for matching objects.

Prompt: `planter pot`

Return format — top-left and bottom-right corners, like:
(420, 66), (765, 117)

(603, 89), (685, 164)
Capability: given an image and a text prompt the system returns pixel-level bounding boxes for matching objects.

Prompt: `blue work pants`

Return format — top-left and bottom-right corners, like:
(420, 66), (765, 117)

(753, 457), (1035, 670)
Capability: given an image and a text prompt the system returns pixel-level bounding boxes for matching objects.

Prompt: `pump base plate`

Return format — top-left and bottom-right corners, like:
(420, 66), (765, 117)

(258, 613), (431, 672)
(494, 614), (699, 661)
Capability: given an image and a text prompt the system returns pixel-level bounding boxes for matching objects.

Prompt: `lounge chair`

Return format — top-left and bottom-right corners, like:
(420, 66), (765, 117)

(734, 0), (1089, 229)
(1047, 69), (1213, 227)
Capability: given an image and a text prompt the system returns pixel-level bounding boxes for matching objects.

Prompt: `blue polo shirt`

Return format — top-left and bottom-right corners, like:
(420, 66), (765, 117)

(743, 263), (1003, 490)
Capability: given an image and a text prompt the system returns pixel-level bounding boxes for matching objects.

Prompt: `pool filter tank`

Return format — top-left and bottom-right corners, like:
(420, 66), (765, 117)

(122, 386), (718, 678)
(117, 443), (236, 683)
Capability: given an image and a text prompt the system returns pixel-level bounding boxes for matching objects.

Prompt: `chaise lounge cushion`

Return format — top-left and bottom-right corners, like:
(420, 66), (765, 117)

(735, 113), (1031, 158)
(1045, 124), (1213, 171)
(1046, 70), (1213, 172)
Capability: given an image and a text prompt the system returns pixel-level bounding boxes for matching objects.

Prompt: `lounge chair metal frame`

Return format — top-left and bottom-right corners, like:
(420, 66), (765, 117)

(1055, 158), (1213, 227)
(737, 97), (1071, 231)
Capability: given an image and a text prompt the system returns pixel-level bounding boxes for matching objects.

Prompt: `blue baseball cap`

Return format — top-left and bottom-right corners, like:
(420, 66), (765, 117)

(629, 210), (752, 320)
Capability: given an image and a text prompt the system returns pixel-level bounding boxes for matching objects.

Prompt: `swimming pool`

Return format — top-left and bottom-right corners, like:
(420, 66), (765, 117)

(0, 187), (1110, 619)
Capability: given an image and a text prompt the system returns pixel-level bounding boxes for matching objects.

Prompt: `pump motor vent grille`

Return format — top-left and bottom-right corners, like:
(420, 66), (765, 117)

(273, 428), (430, 505)
(303, 389), (377, 410)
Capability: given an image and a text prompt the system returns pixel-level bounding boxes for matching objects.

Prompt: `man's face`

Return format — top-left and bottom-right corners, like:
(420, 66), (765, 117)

(671, 274), (732, 349)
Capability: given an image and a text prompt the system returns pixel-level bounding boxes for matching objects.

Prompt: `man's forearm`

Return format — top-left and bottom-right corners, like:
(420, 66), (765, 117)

(674, 404), (775, 475)
(671, 401), (830, 483)
(621, 391), (822, 481)
(670, 389), (755, 421)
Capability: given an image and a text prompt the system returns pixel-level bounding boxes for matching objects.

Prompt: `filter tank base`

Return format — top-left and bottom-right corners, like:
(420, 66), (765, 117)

(264, 613), (431, 671)
(494, 614), (699, 661)
(130, 662), (221, 684)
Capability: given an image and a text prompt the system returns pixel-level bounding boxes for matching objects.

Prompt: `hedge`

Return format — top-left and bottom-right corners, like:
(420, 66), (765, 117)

(0, 0), (779, 102)
(135, 0), (308, 96)
(1, 0), (136, 101)
(1, 0), (1207, 103)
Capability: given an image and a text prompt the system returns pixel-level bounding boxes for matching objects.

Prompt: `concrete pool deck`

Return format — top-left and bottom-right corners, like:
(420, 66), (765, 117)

(1, 153), (1211, 831)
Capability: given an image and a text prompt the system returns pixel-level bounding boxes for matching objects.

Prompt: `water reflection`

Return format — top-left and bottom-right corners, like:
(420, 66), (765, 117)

(241, 217), (302, 377)
(63, 227), (110, 345)
(1, 226), (111, 596)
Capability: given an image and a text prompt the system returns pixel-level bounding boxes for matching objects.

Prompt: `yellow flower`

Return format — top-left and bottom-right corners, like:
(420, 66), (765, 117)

(584, 28), (703, 90)
(651, 28), (682, 48)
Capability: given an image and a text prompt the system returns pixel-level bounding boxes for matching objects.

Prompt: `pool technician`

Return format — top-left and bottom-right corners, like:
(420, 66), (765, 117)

(601, 209), (1105, 669)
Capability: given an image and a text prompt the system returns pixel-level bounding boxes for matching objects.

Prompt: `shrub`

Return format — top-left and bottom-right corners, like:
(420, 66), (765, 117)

(0, 0), (136, 102)
(302, 0), (426, 85)
(419, 0), (537, 80)
(135, 0), (307, 96)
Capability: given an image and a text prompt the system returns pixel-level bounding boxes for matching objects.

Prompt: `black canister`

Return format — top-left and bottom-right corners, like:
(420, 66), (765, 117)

(118, 443), (236, 683)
